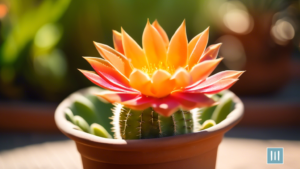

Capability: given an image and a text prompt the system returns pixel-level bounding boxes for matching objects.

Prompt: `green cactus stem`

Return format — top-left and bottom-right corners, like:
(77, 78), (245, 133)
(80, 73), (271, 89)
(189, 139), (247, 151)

(199, 106), (217, 125)
(64, 108), (74, 123)
(112, 104), (195, 139)
(172, 110), (187, 135)
(158, 114), (175, 137)
(184, 110), (194, 133)
(70, 95), (98, 125)
(64, 89), (236, 140)
(123, 109), (143, 139)
(141, 108), (160, 139)
(201, 119), (216, 130)
(211, 92), (234, 124)
(73, 115), (90, 133)
(90, 123), (112, 138)
(65, 107), (112, 138)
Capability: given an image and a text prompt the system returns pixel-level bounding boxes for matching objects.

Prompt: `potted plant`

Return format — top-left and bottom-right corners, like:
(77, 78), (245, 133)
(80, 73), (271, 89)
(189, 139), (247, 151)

(55, 20), (244, 169)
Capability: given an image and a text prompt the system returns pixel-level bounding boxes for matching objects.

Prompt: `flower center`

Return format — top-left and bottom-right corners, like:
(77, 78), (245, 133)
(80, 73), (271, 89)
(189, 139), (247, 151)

(141, 62), (175, 77)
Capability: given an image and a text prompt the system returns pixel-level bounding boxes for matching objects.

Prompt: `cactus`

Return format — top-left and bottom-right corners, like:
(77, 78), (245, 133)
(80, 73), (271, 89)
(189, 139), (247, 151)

(64, 108), (75, 123)
(211, 92), (235, 124)
(109, 91), (236, 139)
(112, 106), (196, 139)
(77, 20), (243, 139)
(73, 115), (90, 133)
(201, 120), (216, 130)
(90, 123), (112, 138)
(64, 90), (113, 138)
(64, 89), (235, 139)
(65, 107), (112, 138)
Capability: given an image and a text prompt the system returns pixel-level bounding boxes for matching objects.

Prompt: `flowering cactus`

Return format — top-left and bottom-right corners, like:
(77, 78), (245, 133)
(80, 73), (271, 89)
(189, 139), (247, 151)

(79, 20), (243, 139)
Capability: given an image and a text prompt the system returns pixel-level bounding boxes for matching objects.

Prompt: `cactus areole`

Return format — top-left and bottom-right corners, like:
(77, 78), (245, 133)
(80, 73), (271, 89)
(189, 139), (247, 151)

(78, 20), (243, 140)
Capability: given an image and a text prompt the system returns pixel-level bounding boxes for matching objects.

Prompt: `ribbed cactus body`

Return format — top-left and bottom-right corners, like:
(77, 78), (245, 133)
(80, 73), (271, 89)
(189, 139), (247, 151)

(112, 106), (194, 139)
(158, 114), (174, 137)
(64, 88), (236, 140)
(141, 108), (160, 139)
(111, 91), (235, 139)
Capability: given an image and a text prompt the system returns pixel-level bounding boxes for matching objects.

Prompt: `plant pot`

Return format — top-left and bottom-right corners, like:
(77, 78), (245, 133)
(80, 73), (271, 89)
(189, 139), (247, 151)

(55, 87), (244, 169)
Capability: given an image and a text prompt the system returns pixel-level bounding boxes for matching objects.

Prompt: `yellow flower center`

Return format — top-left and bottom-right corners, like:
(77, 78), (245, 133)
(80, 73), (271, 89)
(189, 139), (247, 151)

(141, 62), (175, 77)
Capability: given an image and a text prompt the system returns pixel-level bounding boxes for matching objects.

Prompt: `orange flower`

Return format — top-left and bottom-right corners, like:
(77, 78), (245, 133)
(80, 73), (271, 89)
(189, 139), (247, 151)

(80, 20), (243, 116)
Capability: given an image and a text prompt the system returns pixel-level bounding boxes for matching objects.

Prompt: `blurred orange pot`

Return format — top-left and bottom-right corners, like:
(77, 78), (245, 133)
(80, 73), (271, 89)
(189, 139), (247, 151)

(55, 88), (244, 169)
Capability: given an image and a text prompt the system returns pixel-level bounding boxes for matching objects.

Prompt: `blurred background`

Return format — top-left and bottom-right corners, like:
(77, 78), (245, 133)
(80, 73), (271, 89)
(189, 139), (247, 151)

(0, 0), (299, 168)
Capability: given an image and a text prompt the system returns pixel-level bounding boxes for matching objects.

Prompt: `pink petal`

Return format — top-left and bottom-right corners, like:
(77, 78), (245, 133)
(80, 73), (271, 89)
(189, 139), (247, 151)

(122, 95), (154, 110)
(79, 69), (134, 92)
(152, 95), (180, 117)
(97, 91), (140, 103)
(192, 79), (239, 94)
(172, 92), (216, 109)
(184, 79), (205, 90)
(187, 70), (244, 91)
(84, 57), (135, 91)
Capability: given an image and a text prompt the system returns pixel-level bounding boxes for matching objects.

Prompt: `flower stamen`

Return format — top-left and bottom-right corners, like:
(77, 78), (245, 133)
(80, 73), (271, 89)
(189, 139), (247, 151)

(141, 62), (175, 77)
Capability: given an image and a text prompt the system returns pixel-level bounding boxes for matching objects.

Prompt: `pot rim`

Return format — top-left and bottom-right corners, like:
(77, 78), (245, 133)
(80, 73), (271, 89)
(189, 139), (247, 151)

(55, 87), (244, 151)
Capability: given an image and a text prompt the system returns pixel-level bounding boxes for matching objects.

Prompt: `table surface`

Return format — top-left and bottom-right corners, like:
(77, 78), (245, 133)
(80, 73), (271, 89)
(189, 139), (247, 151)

(0, 138), (299, 169)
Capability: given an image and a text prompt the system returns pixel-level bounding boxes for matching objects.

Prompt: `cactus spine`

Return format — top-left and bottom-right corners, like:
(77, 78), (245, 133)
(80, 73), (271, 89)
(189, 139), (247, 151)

(111, 91), (235, 139)
(64, 89), (236, 140)
(112, 106), (195, 139)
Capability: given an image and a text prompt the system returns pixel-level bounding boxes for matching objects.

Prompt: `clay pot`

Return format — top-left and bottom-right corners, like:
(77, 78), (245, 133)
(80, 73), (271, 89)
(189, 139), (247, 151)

(55, 87), (244, 169)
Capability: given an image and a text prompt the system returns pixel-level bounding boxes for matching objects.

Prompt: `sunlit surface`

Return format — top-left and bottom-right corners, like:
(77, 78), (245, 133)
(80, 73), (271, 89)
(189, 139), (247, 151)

(1, 137), (299, 169)
(216, 35), (246, 70)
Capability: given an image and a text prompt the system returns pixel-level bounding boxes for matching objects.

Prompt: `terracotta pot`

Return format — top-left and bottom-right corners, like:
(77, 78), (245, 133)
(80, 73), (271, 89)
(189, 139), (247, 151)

(55, 87), (244, 169)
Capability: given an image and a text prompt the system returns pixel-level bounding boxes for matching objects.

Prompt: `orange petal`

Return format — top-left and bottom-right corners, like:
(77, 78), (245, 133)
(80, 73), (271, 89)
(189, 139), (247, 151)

(96, 91), (139, 103)
(187, 33), (201, 57)
(94, 42), (132, 77)
(112, 30), (124, 54)
(121, 28), (148, 69)
(188, 27), (209, 69)
(83, 57), (132, 89)
(152, 20), (169, 48)
(171, 68), (192, 89)
(167, 20), (188, 69)
(143, 20), (167, 65)
(79, 69), (130, 92)
(151, 70), (175, 98)
(189, 58), (223, 83)
(198, 43), (222, 63)
(129, 69), (153, 96)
